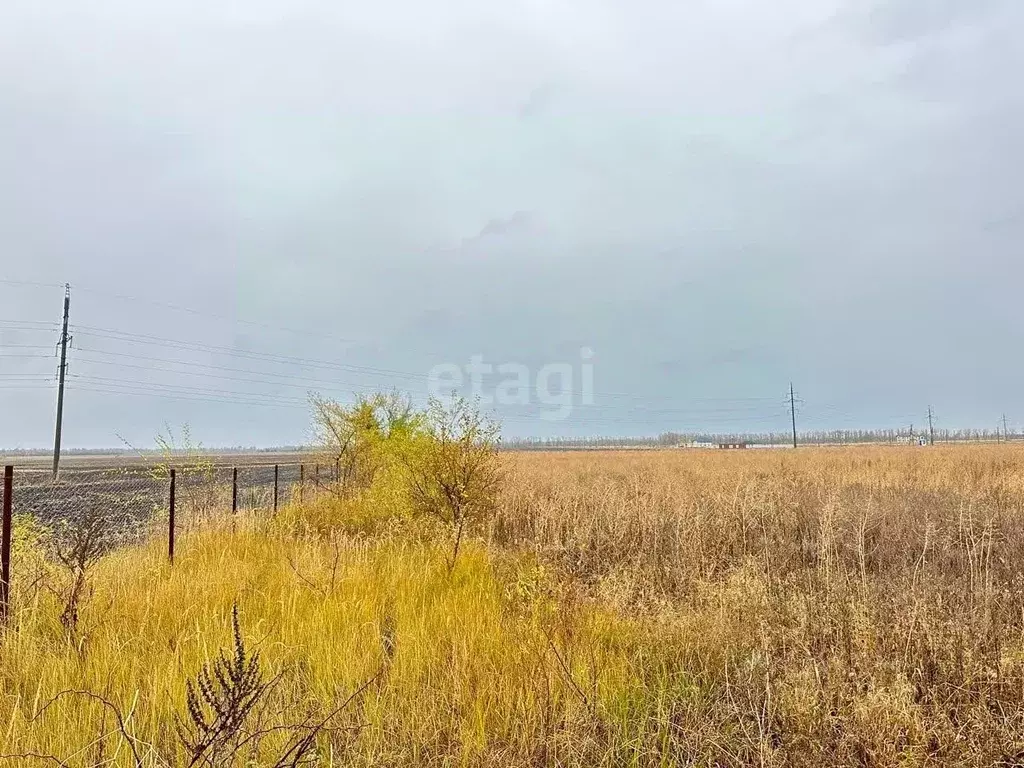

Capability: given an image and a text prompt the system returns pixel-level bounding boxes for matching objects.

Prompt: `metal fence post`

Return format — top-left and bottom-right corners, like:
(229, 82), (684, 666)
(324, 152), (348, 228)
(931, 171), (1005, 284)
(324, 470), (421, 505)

(314, 463), (320, 489)
(299, 464), (304, 504)
(273, 464), (279, 514)
(232, 467), (238, 514)
(335, 458), (340, 484)
(1, 466), (12, 623)
(168, 468), (176, 565)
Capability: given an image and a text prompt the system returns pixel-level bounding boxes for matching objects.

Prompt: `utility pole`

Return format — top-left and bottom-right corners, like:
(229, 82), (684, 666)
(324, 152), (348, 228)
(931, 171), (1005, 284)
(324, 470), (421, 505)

(789, 382), (798, 449)
(52, 284), (71, 480)
(927, 406), (935, 446)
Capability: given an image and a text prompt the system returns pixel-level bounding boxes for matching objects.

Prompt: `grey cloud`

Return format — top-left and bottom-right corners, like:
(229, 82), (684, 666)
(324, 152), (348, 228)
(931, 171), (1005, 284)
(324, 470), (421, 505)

(519, 83), (560, 118)
(464, 211), (537, 246)
(858, 0), (1009, 44)
(1, 0), (1022, 445)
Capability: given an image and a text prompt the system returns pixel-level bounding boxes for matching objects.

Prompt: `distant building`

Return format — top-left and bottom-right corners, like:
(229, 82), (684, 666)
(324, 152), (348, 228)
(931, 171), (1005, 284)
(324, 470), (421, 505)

(896, 435), (928, 446)
(682, 440), (754, 450)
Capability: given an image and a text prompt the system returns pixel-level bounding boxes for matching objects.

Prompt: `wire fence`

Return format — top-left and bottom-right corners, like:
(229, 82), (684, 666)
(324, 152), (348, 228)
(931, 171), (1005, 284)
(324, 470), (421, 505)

(0, 460), (339, 621)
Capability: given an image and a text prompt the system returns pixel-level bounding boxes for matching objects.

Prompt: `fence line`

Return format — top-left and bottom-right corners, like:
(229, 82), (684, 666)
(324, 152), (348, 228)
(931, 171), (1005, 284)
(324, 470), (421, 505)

(0, 460), (337, 625)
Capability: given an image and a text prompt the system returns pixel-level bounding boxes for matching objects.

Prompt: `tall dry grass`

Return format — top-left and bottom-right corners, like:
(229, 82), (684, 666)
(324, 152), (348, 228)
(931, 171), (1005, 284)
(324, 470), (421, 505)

(497, 446), (1024, 765)
(2, 445), (1024, 765)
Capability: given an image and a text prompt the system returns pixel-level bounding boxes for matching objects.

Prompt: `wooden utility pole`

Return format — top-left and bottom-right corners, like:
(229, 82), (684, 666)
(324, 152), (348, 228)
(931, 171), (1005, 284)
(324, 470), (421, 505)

(789, 382), (798, 449)
(928, 406), (935, 446)
(52, 284), (71, 479)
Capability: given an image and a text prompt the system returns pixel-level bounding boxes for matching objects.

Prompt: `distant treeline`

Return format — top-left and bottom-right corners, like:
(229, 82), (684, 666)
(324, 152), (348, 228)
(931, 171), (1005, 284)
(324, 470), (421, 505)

(6, 429), (1018, 456)
(1, 446), (307, 457)
(502, 428), (1019, 450)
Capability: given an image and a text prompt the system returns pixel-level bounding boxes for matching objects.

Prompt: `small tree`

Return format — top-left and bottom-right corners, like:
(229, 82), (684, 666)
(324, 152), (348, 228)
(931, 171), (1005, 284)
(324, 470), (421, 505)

(154, 424), (219, 519)
(121, 424), (219, 519)
(310, 391), (423, 493)
(50, 506), (125, 632)
(405, 396), (502, 572)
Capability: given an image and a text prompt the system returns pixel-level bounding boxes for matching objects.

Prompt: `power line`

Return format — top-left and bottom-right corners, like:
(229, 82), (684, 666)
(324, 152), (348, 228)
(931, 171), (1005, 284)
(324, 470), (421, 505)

(3, 282), (799, 403)
(63, 323), (797, 426)
(0, 280), (846, 436)
(71, 325), (437, 382)
(72, 384), (309, 410)
(69, 374), (310, 405)
(72, 350), (401, 394)
(70, 284), (373, 349)
(71, 346), (436, 395)
(67, 366), (789, 421)
(0, 279), (66, 291)
(0, 320), (60, 328)
(4, 279), (560, 371)
(68, 385), (789, 428)
(61, 372), (790, 428)
(70, 325), (784, 407)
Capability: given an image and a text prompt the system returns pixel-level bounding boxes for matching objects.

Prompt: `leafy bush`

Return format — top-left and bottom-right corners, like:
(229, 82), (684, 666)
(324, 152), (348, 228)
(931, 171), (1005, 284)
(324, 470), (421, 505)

(403, 396), (502, 571)
(311, 391), (424, 493)
(309, 393), (502, 570)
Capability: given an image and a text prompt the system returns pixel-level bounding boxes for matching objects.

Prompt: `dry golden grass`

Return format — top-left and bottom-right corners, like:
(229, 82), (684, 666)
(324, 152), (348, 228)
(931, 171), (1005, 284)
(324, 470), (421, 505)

(4, 445), (1024, 766)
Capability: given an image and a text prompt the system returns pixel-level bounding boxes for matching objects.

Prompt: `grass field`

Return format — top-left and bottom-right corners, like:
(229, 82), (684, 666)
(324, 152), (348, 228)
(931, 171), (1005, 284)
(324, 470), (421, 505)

(3, 445), (1024, 766)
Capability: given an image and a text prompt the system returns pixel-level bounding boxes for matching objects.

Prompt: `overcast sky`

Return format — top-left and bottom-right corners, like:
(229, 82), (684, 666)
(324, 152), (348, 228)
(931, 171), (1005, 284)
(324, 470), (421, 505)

(2, 0), (1023, 448)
